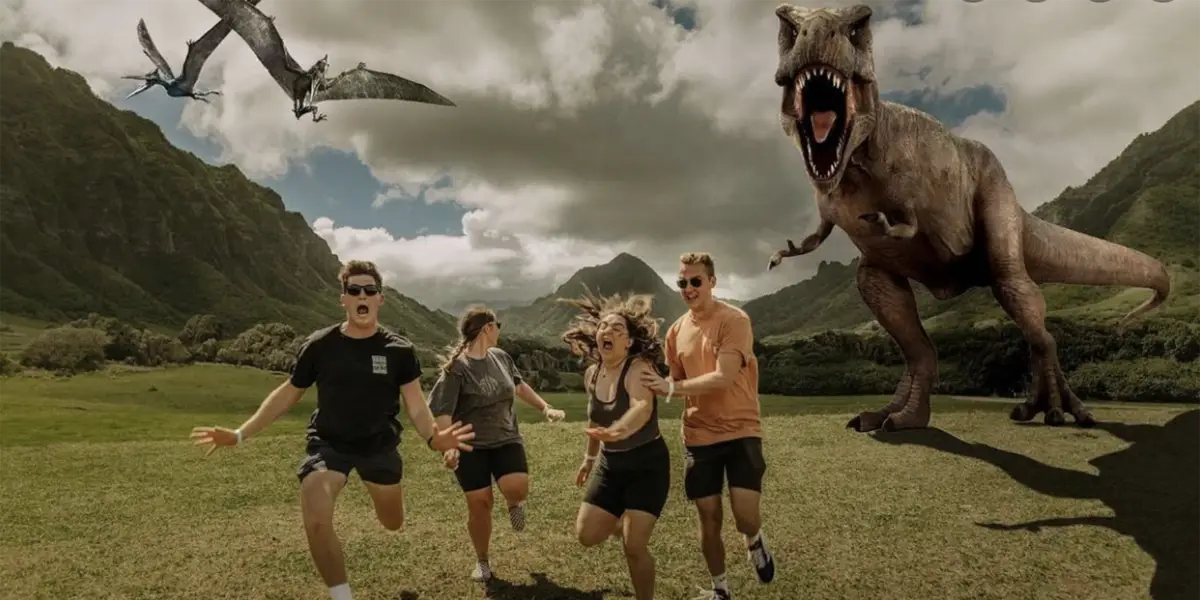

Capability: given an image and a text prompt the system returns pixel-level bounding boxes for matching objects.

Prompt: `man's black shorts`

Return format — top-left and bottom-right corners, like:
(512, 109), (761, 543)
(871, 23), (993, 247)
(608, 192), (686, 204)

(296, 440), (403, 486)
(454, 441), (529, 493)
(584, 436), (671, 518)
(683, 436), (766, 500)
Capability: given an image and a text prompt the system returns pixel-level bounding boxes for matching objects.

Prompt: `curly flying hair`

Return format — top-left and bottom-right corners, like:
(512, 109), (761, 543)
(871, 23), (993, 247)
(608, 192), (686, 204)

(557, 286), (665, 371)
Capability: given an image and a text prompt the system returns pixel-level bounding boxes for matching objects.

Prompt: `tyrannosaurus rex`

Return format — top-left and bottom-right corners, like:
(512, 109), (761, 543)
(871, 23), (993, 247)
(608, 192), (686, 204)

(766, 3), (1171, 433)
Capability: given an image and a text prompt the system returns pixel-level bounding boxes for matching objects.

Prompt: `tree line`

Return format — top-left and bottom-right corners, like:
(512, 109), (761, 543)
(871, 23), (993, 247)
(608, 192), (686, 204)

(3, 313), (1197, 403)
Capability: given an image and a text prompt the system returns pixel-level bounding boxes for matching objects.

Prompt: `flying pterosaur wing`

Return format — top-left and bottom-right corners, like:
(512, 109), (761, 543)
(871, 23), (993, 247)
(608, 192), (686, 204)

(179, 0), (262, 91)
(136, 19), (176, 81)
(195, 0), (305, 97)
(312, 65), (456, 106)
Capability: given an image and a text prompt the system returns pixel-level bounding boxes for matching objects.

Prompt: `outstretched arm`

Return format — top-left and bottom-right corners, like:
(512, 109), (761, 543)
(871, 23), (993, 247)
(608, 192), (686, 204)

(235, 380), (306, 439)
(597, 362), (657, 439)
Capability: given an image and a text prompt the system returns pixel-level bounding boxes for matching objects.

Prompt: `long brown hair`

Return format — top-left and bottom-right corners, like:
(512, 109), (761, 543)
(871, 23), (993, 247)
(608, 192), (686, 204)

(558, 287), (664, 369)
(438, 306), (497, 375)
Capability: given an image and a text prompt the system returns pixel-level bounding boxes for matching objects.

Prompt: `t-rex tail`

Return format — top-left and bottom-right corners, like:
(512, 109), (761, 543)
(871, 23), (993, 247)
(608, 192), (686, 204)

(1022, 214), (1170, 326)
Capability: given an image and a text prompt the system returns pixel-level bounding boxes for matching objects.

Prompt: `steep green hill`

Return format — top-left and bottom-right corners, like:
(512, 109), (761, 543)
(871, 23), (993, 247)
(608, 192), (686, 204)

(498, 253), (687, 344)
(745, 99), (1200, 343)
(0, 43), (456, 347)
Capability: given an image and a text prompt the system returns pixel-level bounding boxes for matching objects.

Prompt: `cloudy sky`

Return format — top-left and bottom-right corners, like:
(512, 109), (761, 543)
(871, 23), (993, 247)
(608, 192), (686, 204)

(2, 0), (1197, 310)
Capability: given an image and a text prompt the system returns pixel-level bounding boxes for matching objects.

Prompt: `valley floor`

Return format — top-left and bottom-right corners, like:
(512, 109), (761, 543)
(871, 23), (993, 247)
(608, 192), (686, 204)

(0, 365), (1195, 599)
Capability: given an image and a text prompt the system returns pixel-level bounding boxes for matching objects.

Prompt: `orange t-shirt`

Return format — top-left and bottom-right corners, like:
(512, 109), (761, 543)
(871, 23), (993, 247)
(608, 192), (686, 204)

(664, 301), (761, 447)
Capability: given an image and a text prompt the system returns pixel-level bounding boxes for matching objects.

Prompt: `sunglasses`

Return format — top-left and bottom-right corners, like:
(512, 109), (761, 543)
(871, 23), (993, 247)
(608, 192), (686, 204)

(344, 284), (380, 297)
(491, 321), (503, 330)
(676, 276), (705, 289)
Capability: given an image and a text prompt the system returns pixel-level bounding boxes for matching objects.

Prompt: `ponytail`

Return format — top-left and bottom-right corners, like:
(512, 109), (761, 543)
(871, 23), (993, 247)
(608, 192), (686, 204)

(438, 339), (468, 376)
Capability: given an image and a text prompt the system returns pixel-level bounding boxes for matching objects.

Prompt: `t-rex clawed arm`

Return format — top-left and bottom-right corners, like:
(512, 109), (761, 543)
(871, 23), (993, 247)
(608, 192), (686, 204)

(768, 217), (833, 269)
(770, 3), (1170, 433)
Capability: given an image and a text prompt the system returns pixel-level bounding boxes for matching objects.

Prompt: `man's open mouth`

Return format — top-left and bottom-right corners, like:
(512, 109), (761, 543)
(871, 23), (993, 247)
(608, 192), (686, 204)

(785, 65), (855, 181)
(356, 305), (369, 315)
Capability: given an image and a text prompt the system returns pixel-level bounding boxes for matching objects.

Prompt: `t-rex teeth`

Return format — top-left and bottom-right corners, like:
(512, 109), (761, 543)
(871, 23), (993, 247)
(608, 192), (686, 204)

(832, 74), (842, 89)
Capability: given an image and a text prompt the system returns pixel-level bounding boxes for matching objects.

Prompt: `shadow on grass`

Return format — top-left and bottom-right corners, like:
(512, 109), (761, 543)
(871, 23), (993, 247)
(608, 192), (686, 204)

(483, 572), (623, 600)
(871, 409), (1199, 600)
(392, 592), (419, 600)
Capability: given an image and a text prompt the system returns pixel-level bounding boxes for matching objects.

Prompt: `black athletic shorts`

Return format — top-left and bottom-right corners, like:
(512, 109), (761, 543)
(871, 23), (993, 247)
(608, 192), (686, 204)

(683, 436), (766, 500)
(584, 436), (671, 519)
(296, 439), (404, 485)
(454, 441), (529, 493)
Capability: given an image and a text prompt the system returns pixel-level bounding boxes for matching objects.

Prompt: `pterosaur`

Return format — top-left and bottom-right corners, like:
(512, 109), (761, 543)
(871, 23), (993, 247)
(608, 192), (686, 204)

(123, 2), (259, 102)
(196, 0), (455, 123)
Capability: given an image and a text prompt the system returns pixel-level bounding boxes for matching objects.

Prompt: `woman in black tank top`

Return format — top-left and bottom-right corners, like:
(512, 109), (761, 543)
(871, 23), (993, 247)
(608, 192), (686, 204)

(559, 291), (670, 600)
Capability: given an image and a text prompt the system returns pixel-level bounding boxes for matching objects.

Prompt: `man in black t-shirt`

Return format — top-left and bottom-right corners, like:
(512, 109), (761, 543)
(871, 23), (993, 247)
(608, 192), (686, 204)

(190, 260), (474, 600)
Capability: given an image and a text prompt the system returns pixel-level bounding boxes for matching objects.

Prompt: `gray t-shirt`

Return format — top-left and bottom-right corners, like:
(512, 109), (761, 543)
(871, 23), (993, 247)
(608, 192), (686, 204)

(428, 347), (525, 449)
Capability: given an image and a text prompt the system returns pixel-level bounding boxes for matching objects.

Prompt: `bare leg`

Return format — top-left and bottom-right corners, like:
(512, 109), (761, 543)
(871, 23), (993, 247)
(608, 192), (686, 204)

(362, 481), (405, 531)
(849, 262), (936, 432)
(464, 488), (494, 562)
(622, 510), (659, 600)
(300, 470), (349, 587)
(694, 496), (726, 578)
(575, 502), (621, 547)
(979, 182), (1094, 427)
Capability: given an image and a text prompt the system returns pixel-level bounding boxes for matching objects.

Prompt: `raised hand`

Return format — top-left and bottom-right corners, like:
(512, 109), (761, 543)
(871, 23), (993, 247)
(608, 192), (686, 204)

(543, 407), (566, 422)
(429, 420), (475, 452)
(189, 426), (238, 456)
(585, 426), (625, 443)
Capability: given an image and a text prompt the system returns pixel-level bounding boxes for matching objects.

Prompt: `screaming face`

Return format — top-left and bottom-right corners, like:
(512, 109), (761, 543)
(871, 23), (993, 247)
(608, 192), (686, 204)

(596, 314), (630, 355)
(341, 274), (383, 327)
(775, 3), (878, 188)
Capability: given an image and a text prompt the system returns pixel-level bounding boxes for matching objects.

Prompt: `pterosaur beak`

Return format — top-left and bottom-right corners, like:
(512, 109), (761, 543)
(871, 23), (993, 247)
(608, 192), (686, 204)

(125, 82), (154, 99)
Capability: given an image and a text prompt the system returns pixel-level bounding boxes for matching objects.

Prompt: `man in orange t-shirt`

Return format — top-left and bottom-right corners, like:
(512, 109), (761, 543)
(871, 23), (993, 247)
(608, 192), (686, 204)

(641, 252), (775, 600)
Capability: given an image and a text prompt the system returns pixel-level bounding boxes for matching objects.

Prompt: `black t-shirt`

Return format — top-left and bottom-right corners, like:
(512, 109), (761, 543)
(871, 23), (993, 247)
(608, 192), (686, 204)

(289, 324), (422, 454)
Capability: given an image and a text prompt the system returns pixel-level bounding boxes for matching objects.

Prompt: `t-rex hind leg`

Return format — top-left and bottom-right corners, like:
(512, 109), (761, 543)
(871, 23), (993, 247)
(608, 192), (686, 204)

(849, 263), (936, 432)
(979, 180), (1095, 427)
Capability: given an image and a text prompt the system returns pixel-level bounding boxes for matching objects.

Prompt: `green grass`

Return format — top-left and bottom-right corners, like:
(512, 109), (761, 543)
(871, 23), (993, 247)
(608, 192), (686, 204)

(0, 364), (1194, 599)
(0, 312), (50, 354)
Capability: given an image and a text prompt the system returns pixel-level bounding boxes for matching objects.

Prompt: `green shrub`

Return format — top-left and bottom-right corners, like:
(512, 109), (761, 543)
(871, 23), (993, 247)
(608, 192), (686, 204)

(20, 326), (107, 374)
(0, 352), (21, 376)
(1069, 358), (1200, 403)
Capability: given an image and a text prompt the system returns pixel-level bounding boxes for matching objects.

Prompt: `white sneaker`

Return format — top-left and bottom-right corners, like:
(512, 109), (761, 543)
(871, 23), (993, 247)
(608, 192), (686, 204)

(471, 561), (492, 582)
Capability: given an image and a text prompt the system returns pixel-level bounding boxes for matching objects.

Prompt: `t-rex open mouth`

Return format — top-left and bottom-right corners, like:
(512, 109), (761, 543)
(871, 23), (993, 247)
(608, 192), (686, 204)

(789, 65), (855, 181)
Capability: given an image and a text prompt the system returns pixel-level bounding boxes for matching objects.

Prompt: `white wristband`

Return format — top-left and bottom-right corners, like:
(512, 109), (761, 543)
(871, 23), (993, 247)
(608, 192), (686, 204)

(584, 453), (598, 462)
(542, 404), (552, 414)
(235, 429), (243, 445)
(665, 378), (675, 403)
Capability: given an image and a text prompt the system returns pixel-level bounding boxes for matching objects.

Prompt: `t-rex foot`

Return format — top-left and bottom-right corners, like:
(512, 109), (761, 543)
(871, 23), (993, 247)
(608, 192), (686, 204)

(1009, 359), (1095, 427)
(847, 367), (933, 432)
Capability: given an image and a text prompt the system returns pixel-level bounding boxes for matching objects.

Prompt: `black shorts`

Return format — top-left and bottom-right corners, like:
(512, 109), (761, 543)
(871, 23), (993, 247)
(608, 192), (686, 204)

(683, 436), (766, 500)
(296, 440), (403, 486)
(584, 436), (671, 519)
(454, 441), (529, 493)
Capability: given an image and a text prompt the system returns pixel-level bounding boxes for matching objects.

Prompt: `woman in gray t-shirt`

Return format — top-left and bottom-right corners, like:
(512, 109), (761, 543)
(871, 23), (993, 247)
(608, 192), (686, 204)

(428, 306), (565, 583)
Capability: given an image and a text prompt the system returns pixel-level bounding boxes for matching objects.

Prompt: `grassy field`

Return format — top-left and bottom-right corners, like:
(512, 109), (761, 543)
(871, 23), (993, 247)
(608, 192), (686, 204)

(1, 364), (1196, 600)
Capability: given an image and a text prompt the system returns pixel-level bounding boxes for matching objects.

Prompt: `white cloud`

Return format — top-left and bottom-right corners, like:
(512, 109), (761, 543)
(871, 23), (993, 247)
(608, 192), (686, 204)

(4, 0), (1196, 310)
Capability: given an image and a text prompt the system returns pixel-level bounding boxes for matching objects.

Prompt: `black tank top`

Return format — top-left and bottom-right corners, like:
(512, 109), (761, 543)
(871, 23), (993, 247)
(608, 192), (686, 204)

(586, 357), (661, 452)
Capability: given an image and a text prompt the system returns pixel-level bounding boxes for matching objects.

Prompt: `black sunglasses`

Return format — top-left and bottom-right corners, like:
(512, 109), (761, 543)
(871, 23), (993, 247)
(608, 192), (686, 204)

(676, 276), (704, 289)
(344, 284), (380, 297)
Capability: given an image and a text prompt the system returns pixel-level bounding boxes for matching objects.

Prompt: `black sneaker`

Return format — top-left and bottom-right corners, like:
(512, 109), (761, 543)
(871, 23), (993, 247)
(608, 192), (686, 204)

(747, 534), (775, 583)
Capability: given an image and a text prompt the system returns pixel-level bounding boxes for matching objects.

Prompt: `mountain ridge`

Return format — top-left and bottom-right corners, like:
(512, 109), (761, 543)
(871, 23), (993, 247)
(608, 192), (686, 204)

(496, 252), (688, 344)
(0, 42), (457, 347)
